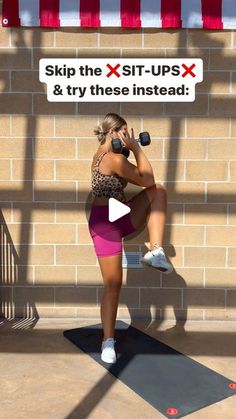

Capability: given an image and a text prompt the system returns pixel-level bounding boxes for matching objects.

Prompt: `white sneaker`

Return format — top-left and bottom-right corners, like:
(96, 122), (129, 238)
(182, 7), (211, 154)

(140, 244), (173, 274)
(101, 337), (117, 364)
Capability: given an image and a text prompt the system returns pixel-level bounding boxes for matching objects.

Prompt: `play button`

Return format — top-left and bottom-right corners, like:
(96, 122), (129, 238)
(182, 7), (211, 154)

(109, 197), (131, 222)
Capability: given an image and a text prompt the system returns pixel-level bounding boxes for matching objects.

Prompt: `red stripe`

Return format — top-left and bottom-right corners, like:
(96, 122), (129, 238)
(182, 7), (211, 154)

(121, 0), (141, 28)
(80, 0), (100, 27)
(161, 0), (182, 28)
(2, 0), (20, 26)
(202, 0), (223, 29)
(40, 0), (60, 27)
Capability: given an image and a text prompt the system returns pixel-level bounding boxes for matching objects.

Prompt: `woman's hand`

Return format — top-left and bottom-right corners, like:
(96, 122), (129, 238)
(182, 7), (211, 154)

(117, 128), (138, 151)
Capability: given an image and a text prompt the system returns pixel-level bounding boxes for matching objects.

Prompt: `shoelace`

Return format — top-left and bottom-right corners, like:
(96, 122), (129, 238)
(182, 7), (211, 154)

(102, 338), (116, 349)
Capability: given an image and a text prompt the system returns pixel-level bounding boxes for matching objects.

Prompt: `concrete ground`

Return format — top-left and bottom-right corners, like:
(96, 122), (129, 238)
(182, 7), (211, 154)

(1, 318), (236, 419)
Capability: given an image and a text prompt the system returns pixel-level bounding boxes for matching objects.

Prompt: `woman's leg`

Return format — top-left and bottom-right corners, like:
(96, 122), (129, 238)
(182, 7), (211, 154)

(97, 253), (123, 340)
(127, 183), (167, 251)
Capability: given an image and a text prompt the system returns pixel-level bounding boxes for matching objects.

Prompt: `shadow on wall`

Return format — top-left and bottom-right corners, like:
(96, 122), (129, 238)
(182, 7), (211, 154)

(0, 26), (235, 335)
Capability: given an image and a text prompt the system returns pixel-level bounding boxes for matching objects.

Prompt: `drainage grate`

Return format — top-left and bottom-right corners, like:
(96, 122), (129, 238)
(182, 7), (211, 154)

(122, 252), (143, 268)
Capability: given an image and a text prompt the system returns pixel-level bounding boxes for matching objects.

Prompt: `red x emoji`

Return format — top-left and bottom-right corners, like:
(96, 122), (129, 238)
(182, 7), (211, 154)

(106, 63), (121, 78)
(182, 63), (196, 78)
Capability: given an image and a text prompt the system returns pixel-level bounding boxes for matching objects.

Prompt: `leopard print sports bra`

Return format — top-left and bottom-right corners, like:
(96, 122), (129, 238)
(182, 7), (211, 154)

(91, 151), (128, 203)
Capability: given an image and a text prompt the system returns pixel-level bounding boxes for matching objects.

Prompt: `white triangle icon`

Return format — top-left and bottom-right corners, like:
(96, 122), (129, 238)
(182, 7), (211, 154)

(109, 197), (131, 222)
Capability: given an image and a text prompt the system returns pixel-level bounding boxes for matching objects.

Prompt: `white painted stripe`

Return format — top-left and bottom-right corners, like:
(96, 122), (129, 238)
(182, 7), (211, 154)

(100, 0), (120, 27)
(181, 0), (203, 28)
(141, 0), (161, 28)
(19, 0), (39, 26)
(60, 0), (80, 26)
(222, 0), (236, 29)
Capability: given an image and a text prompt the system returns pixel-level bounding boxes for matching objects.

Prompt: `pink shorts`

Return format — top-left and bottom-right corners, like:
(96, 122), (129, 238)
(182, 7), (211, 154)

(88, 201), (136, 258)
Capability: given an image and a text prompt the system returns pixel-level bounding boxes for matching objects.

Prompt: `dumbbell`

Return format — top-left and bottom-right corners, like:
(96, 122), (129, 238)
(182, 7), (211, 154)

(111, 132), (151, 158)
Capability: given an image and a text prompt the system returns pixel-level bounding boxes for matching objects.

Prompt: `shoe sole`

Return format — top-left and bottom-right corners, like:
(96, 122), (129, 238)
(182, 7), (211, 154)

(140, 258), (173, 274)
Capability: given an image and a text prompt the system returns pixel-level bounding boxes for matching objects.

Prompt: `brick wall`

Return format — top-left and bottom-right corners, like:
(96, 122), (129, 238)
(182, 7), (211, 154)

(0, 1), (236, 321)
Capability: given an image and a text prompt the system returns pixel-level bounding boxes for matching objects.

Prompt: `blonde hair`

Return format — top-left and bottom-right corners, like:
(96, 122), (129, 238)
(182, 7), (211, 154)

(94, 113), (127, 144)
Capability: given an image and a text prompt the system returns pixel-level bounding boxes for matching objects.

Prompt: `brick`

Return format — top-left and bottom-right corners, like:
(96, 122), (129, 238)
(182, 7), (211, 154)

(0, 94), (32, 114)
(187, 118), (230, 138)
(0, 160), (10, 180)
(77, 266), (103, 285)
(77, 224), (93, 244)
(209, 94), (236, 116)
(33, 94), (76, 115)
(55, 28), (98, 47)
(186, 161), (228, 181)
(33, 48), (76, 69)
(12, 159), (54, 180)
(0, 203), (11, 223)
(34, 307), (77, 318)
(56, 245), (97, 265)
(11, 28), (54, 47)
(185, 204), (227, 225)
(18, 245), (54, 265)
(229, 162), (236, 181)
(34, 181), (76, 202)
(231, 118), (236, 137)
(206, 226), (236, 246)
(205, 268), (236, 287)
(226, 290), (236, 307)
(166, 182), (205, 203)
(121, 102), (163, 116)
(5, 223), (33, 244)
(183, 289), (225, 309)
(166, 203), (184, 225)
(0, 116), (10, 136)
(35, 224), (76, 244)
(56, 161), (91, 180)
(55, 116), (97, 137)
(143, 117), (185, 138)
(35, 138), (76, 158)
(210, 48), (236, 70)
(77, 181), (93, 202)
(196, 71), (230, 94)
(55, 286), (97, 306)
(98, 287), (139, 308)
(143, 160), (185, 182)
(0, 49), (31, 69)
(76, 307), (101, 319)
(164, 308), (204, 320)
(11, 71), (43, 93)
(13, 286), (54, 307)
(0, 181), (32, 201)
(165, 95), (208, 116)
(0, 71), (10, 92)
(144, 29), (187, 48)
(208, 139), (236, 159)
(100, 28), (142, 48)
(166, 225), (204, 245)
(11, 116), (54, 137)
(207, 183), (236, 203)
(0, 26), (10, 46)
(188, 30), (232, 48)
(205, 309), (236, 321)
(0, 266), (33, 285)
(122, 264), (161, 287)
(78, 102), (120, 115)
(164, 138), (207, 160)
(77, 48), (121, 58)
(229, 205), (236, 224)
(13, 202), (54, 223)
(164, 268), (204, 287)
(231, 72), (236, 94)
(184, 247), (226, 267)
(56, 203), (87, 223)
(122, 48), (165, 58)
(228, 248), (236, 267)
(77, 138), (106, 159)
(140, 288), (182, 308)
(166, 49), (209, 69)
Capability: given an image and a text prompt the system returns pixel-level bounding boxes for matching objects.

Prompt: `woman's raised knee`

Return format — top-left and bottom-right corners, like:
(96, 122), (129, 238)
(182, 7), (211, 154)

(146, 182), (167, 199)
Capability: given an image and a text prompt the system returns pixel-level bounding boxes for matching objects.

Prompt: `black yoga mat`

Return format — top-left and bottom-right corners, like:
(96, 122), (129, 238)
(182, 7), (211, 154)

(63, 320), (236, 418)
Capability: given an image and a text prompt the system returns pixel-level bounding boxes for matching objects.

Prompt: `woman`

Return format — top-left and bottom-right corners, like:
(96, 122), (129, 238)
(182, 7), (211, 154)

(88, 113), (173, 364)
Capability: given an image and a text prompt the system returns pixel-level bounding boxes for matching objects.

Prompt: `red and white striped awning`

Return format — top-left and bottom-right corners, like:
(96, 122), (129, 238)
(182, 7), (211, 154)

(2, 0), (236, 29)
